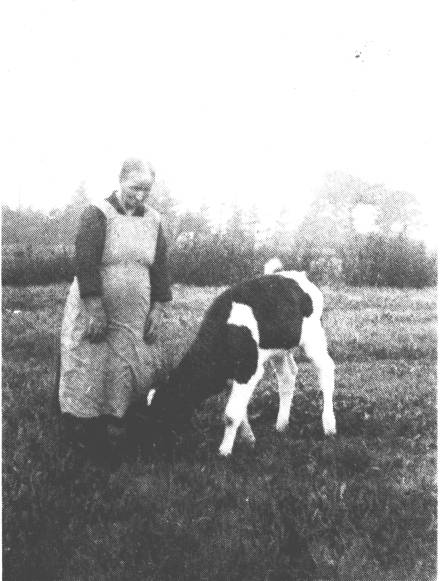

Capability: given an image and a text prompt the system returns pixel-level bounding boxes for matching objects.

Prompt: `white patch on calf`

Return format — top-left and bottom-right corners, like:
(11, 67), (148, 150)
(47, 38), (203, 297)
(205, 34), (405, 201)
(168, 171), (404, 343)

(227, 302), (260, 345)
(278, 270), (324, 319)
(147, 389), (156, 406)
(264, 257), (283, 275)
(271, 352), (298, 432)
(219, 362), (266, 456)
(277, 270), (336, 435)
(219, 303), (262, 456)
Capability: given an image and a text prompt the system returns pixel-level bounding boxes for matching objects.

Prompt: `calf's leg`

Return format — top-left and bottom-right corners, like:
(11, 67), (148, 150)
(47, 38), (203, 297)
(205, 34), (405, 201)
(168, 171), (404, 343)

(239, 416), (256, 446)
(219, 364), (265, 456)
(272, 352), (298, 432)
(301, 322), (336, 435)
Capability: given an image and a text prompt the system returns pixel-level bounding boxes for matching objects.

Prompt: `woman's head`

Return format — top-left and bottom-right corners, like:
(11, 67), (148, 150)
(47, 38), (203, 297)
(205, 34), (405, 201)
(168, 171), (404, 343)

(119, 158), (156, 211)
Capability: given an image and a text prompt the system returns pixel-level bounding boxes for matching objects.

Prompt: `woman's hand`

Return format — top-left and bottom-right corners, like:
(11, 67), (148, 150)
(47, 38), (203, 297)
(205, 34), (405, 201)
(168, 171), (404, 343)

(84, 297), (108, 342)
(144, 303), (165, 343)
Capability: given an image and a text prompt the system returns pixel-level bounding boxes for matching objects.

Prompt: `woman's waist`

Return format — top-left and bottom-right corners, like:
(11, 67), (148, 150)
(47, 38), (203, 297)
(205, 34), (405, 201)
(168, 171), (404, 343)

(101, 263), (151, 293)
(101, 259), (152, 270)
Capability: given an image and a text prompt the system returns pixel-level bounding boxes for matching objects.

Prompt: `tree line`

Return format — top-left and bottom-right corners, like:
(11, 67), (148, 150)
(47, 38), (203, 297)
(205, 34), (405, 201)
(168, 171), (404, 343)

(2, 174), (436, 288)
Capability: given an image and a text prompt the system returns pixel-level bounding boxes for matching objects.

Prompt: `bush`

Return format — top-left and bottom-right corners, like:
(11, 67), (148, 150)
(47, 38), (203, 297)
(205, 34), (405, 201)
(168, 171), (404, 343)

(2, 234), (436, 288)
(341, 233), (437, 288)
(169, 239), (301, 286)
(2, 252), (75, 286)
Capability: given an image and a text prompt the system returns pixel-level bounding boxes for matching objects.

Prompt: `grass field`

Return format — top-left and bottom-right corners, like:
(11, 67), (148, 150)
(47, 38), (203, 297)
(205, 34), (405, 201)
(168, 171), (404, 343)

(2, 282), (437, 580)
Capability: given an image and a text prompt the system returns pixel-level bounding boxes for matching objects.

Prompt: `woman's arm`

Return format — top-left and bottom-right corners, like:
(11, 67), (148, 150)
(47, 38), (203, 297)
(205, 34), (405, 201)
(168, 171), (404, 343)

(75, 205), (107, 298)
(149, 223), (173, 304)
(145, 222), (172, 341)
(75, 205), (108, 341)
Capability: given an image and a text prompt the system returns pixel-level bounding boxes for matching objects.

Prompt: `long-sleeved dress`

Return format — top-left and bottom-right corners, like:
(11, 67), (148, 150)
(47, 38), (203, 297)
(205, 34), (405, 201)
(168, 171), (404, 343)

(59, 192), (172, 419)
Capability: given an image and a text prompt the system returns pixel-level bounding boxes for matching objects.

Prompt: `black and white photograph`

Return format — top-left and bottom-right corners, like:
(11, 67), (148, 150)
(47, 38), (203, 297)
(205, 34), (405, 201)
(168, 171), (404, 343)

(2, 1), (437, 579)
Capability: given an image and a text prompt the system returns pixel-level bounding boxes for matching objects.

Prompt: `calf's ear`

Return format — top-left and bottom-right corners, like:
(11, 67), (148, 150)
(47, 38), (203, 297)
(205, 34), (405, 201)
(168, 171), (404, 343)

(226, 325), (258, 384)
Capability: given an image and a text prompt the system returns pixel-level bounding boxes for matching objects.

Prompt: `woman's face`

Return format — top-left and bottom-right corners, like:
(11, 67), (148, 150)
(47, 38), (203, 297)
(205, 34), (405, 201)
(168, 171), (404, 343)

(120, 171), (154, 211)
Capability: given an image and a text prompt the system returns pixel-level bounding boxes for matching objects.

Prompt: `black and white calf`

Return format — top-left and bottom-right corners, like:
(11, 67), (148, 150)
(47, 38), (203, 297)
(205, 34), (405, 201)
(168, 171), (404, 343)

(146, 262), (336, 456)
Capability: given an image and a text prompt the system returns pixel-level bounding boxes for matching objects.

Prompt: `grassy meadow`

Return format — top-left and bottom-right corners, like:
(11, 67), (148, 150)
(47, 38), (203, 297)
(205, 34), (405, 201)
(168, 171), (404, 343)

(2, 282), (437, 580)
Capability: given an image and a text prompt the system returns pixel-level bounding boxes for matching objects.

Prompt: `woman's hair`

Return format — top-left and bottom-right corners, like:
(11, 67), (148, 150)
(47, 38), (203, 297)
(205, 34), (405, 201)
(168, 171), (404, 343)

(119, 158), (156, 182)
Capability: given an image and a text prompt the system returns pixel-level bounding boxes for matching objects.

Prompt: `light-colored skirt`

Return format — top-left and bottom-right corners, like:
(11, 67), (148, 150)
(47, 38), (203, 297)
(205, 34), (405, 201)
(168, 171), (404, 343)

(59, 264), (161, 418)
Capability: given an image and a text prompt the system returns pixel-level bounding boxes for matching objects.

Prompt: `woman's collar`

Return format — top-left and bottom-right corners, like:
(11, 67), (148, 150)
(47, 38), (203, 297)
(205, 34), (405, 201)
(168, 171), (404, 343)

(106, 191), (146, 217)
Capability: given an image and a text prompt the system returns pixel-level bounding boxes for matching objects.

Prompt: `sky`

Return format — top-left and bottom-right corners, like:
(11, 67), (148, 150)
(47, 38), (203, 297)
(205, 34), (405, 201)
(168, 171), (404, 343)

(2, 0), (439, 244)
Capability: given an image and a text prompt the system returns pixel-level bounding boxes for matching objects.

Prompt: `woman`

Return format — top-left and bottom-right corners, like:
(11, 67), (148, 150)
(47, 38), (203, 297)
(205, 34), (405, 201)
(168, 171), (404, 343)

(58, 158), (172, 465)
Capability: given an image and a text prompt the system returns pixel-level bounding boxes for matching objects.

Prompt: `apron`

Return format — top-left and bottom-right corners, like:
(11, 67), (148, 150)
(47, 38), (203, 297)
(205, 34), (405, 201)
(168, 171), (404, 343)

(59, 201), (162, 418)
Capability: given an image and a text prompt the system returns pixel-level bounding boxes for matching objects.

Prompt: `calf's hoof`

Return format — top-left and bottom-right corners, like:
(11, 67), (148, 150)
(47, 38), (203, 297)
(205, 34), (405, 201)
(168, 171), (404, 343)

(323, 415), (337, 436)
(218, 445), (232, 457)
